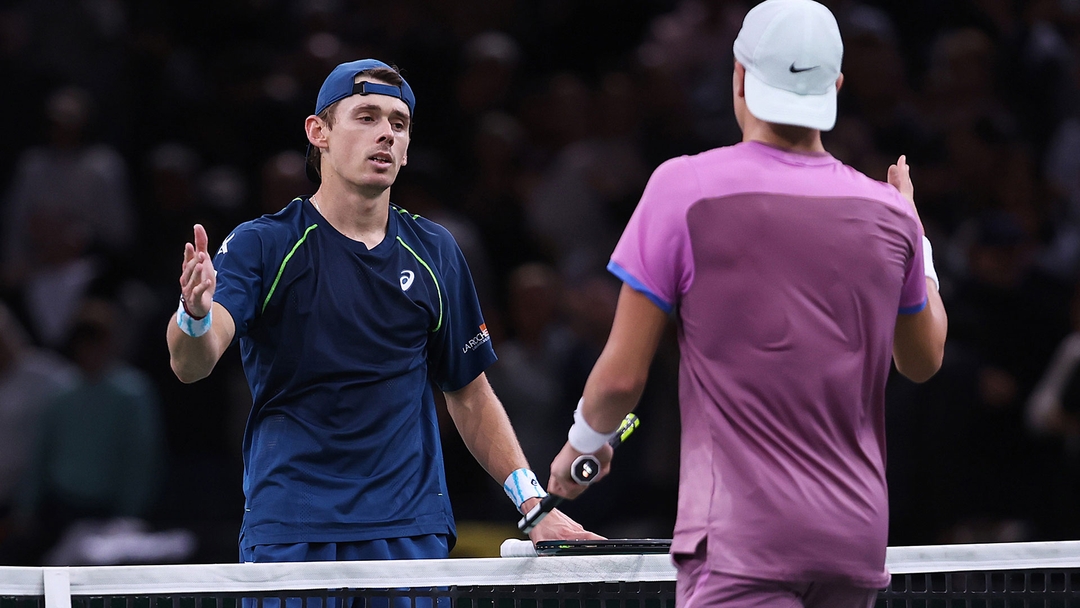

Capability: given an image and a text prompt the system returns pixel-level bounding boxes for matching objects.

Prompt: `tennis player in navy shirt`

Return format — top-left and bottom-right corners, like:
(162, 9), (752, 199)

(166, 59), (598, 563)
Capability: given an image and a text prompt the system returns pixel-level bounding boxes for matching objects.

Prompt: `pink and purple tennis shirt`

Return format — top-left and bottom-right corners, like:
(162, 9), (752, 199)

(609, 141), (927, 588)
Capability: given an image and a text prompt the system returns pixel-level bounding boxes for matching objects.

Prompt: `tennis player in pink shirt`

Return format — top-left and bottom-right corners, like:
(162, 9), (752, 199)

(547, 1), (948, 606)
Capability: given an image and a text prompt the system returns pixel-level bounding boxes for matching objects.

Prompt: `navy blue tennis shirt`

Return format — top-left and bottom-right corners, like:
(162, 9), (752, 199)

(211, 197), (497, 549)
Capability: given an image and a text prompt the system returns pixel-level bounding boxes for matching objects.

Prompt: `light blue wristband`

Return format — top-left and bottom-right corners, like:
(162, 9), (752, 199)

(503, 468), (547, 509)
(176, 298), (212, 338)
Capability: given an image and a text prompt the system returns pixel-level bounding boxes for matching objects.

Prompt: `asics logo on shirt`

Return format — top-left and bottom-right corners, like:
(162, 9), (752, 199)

(400, 270), (415, 291)
(218, 233), (236, 254)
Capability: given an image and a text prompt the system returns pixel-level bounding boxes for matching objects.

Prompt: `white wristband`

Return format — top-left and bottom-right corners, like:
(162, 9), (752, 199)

(567, 398), (617, 454)
(922, 235), (939, 291)
(176, 298), (212, 338)
(503, 468), (546, 508)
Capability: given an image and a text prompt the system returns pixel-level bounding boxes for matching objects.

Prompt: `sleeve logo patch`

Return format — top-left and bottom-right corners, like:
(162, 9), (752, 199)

(400, 270), (415, 291)
(218, 233), (236, 255)
(462, 323), (491, 354)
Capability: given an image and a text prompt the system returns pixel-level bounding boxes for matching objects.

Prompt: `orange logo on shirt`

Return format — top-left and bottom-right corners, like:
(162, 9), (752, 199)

(463, 323), (492, 354)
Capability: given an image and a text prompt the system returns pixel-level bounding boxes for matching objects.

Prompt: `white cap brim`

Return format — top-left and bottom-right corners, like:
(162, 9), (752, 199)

(743, 67), (838, 131)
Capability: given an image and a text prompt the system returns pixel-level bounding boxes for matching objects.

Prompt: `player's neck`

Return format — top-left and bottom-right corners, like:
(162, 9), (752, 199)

(310, 185), (390, 248)
(742, 120), (826, 154)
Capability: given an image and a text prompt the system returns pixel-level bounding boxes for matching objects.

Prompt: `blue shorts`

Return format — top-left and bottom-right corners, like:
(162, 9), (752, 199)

(240, 535), (450, 608)
(239, 535), (450, 562)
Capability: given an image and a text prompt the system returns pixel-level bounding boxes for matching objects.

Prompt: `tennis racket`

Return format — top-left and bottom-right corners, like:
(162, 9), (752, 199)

(517, 413), (640, 533)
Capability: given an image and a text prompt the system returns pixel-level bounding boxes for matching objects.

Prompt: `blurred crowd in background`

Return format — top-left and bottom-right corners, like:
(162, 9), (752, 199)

(0, 0), (1079, 564)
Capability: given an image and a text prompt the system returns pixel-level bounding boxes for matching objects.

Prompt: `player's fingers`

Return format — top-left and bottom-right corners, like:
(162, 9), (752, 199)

(888, 155), (915, 202)
(887, 164), (899, 185)
(535, 510), (606, 541)
(180, 254), (199, 289)
(897, 155), (911, 182)
(194, 224), (209, 255)
(181, 253), (215, 295)
(185, 262), (216, 316)
(192, 258), (214, 287)
(551, 511), (597, 534)
(189, 280), (211, 308)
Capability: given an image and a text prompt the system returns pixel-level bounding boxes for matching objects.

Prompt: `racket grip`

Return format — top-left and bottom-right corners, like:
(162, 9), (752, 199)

(571, 454), (600, 484)
(571, 413), (639, 483)
(517, 413), (640, 534)
(518, 493), (564, 533)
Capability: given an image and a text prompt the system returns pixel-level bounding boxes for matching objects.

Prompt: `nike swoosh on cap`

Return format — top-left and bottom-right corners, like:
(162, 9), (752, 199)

(789, 63), (819, 73)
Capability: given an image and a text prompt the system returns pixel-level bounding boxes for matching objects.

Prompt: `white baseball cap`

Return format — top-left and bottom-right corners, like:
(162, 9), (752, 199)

(733, 0), (844, 131)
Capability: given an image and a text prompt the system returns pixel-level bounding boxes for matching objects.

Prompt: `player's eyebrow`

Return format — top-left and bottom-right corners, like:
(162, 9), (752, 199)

(351, 103), (411, 124)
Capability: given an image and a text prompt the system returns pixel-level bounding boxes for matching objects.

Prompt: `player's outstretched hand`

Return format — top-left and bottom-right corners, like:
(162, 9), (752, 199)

(547, 441), (614, 500)
(179, 224), (216, 318)
(527, 506), (605, 544)
(888, 155), (915, 207)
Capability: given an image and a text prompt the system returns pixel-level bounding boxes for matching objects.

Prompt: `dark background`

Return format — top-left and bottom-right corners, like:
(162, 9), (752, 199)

(0, 0), (1079, 563)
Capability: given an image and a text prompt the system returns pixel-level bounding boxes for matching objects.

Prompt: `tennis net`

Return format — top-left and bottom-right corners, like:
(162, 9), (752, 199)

(4, 541), (1080, 608)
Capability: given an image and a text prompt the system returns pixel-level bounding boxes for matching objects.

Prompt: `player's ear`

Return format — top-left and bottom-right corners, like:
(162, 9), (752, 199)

(733, 61), (747, 98)
(401, 154), (408, 167)
(305, 115), (328, 150)
(836, 72), (844, 94)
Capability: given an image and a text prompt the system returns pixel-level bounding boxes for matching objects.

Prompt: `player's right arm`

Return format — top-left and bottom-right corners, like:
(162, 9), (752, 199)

(548, 284), (668, 500)
(167, 224), (236, 383)
(888, 156), (948, 383)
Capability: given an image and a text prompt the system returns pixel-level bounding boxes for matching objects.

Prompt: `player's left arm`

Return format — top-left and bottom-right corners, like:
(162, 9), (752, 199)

(547, 283), (669, 500)
(888, 155), (948, 382)
(443, 374), (604, 542)
(443, 373), (529, 488)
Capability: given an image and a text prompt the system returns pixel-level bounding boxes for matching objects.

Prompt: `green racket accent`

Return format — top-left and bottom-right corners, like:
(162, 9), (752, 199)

(518, 413), (643, 533)
(263, 224), (318, 313)
(615, 414), (640, 446)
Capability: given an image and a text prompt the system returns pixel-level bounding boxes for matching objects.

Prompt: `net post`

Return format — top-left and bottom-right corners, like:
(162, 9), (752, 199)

(43, 568), (71, 608)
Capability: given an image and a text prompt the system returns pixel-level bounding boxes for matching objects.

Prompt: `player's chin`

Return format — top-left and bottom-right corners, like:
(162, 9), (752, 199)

(355, 172), (397, 191)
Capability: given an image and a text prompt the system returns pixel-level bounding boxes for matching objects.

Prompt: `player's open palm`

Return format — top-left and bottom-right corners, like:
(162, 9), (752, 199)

(180, 224), (216, 318)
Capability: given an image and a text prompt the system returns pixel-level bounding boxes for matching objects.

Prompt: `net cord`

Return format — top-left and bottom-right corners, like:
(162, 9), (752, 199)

(1, 554), (673, 596)
(5, 540), (1080, 601)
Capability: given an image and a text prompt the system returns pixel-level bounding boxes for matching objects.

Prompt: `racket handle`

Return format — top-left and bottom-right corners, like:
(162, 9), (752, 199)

(518, 493), (564, 533)
(571, 454), (600, 484)
(609, 413), (640, 449)
(517, 413), (641, 534)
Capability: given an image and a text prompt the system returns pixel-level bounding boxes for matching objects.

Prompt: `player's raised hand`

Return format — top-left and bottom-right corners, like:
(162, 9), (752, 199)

(888, 155), (915, 206)
(179, 224), (216, 318)
(526, 505), (605, 544)
(547, 441), (614, 501)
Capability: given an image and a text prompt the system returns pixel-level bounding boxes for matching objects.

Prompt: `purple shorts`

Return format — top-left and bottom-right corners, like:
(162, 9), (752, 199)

(675, 546), (881, 608)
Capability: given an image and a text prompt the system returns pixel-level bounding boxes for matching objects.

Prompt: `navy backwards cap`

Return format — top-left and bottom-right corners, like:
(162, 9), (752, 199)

(306, 59), (416, 183)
